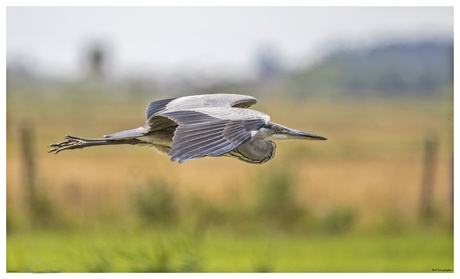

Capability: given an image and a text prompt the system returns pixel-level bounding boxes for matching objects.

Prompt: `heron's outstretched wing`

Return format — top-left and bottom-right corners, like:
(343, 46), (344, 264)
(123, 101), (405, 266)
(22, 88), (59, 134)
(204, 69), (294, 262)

(145, 94), (257, 120)
(157, 107), (268, 163)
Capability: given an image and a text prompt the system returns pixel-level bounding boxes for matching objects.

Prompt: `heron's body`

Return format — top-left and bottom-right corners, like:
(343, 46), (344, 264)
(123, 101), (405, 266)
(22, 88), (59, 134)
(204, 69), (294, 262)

(49, 94), (326, 164)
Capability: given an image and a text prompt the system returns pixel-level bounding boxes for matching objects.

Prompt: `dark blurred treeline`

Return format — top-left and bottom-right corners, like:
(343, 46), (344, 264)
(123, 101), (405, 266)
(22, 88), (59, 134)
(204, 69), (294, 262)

(285, 40), (453, 97)
(7, 38), (453, 99)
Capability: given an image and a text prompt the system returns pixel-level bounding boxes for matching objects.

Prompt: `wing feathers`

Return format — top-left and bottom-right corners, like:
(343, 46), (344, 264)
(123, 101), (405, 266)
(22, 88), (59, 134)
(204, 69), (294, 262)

(146, 97), (176, 120)
(170, 125), (230, 162)
(145, 94), (257, 120)
(163, 110), (265, 163)
(173, 127), (223, 145)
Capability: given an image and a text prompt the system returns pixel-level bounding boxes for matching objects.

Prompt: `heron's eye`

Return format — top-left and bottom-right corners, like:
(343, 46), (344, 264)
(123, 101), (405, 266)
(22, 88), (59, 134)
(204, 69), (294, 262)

(275, 127), (283, 133)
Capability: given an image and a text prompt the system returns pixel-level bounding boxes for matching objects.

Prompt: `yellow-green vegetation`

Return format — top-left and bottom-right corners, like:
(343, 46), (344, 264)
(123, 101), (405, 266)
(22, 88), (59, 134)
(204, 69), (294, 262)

(7, 229), (453, 272)
(6, 85), (453, 272)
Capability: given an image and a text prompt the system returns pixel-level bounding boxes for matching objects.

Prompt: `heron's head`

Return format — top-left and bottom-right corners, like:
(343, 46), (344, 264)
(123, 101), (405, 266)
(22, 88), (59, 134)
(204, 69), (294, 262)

(264, 123), (327, 141)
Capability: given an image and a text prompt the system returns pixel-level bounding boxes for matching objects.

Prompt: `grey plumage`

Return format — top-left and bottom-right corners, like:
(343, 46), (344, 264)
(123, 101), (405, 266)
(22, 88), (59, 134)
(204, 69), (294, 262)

(49, 93), (326, 164)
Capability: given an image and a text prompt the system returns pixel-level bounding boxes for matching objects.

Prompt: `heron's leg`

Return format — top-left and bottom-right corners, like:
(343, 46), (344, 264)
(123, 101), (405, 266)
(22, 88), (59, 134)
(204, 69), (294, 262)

(49, 135), (145, 154)
(48, 135), (109, 154)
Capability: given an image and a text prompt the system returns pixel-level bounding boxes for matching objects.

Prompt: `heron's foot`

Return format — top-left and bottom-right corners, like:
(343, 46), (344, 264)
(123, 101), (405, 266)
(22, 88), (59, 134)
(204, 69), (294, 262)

(48, 135), (87, 154)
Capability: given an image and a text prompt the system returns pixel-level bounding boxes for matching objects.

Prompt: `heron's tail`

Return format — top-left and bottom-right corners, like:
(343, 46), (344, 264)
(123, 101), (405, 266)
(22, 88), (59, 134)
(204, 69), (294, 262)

(48, 135), (143, 154)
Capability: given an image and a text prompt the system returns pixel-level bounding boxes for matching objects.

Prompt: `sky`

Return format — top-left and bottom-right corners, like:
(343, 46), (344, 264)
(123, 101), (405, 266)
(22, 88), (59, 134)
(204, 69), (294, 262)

(6, 6), (454, 80)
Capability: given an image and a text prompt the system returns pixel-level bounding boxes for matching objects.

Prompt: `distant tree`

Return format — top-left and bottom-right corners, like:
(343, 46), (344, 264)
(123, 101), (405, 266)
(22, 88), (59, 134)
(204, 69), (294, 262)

(255, 44), (284, 82)
(82, 40), (110, 82)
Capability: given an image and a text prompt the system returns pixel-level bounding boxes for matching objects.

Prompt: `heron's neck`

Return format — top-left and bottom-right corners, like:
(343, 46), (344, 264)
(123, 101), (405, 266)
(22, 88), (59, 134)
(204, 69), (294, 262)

(232, 136), (276, 163)
(252, 127), (273, 140)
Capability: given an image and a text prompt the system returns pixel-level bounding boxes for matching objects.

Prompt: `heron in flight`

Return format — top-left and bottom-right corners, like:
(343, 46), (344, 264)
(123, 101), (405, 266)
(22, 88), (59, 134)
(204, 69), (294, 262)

(49, 94), (326, 164)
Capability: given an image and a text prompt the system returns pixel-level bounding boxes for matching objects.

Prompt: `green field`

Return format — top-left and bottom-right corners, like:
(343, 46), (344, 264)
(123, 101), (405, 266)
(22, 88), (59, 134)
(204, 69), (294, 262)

(7, 228), (453, 272)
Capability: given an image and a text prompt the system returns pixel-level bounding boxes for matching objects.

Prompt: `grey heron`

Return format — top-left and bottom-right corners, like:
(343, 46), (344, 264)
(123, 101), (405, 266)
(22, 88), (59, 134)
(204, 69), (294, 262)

(49, 94), (326, 164)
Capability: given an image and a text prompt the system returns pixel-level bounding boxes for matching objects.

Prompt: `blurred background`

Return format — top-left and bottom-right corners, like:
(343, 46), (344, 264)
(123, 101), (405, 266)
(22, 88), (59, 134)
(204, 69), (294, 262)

(6, 6), (453, 272)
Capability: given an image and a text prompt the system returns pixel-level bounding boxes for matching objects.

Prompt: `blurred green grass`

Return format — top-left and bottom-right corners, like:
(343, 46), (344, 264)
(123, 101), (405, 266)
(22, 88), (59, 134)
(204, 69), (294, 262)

(7, 228), (453, 272)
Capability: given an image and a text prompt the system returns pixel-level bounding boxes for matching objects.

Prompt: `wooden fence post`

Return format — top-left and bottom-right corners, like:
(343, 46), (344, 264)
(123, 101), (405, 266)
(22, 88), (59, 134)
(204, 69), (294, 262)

(19, 123), (54, 227)
(20, 123), (37, 209)
(419, 136), (438, 222)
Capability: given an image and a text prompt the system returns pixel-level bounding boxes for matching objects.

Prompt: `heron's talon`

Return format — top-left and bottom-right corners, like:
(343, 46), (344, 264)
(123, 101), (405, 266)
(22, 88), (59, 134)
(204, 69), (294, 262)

(47, 136), (85, 154)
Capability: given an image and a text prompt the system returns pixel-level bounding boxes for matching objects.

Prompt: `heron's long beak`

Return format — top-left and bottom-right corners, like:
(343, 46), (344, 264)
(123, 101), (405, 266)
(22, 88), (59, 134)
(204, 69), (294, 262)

(285, 128), (327, 141)
(268, 123), (327, 141)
